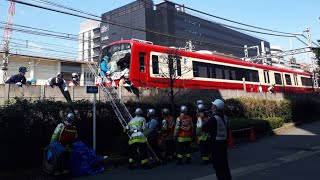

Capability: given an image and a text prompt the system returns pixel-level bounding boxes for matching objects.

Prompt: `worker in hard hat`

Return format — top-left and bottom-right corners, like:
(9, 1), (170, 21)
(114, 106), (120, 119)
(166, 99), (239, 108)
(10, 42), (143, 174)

(5, 66), (28, 87)
(68, 73), (80, 86)
(202, 99), (231, 180)
(196, 103), (210, 165)
(161, 108), (175, 161)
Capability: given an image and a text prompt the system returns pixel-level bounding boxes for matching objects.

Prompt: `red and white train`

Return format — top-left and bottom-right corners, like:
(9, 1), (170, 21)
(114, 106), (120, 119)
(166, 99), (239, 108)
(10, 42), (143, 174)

(99, 39), (318, 93)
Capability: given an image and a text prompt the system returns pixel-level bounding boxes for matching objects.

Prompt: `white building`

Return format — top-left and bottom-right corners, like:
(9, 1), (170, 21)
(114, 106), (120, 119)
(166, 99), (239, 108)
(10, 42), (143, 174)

(79, 20), (101, 62)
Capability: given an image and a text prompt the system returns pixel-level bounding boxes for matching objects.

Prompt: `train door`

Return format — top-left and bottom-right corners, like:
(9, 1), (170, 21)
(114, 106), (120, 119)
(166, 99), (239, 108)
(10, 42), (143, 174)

(138, 52), (147, 86)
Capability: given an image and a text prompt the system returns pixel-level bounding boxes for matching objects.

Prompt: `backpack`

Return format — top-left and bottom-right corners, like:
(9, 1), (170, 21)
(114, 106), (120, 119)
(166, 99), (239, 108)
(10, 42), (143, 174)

(59, 124), (77, 144)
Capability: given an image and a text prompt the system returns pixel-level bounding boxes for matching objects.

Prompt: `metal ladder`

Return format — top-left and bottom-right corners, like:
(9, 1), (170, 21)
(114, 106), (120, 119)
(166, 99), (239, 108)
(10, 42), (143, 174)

(86, 61), (160, 163)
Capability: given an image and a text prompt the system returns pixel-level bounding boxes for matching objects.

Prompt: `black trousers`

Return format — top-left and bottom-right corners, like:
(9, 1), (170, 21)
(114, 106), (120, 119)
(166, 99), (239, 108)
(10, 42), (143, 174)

(128, 142), (148, 164)
(177, 141), (191, 159)
(199, 140), (210, 160)
(211, 141), (232, 180)
(165, 139), (176, 157)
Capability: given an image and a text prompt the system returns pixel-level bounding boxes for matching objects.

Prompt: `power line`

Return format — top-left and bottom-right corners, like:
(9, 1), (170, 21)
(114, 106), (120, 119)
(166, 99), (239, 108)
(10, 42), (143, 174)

(9, 0), (246, 50)
(32, 0), (298, 38)
(31, 0), (100, 18)
(173, 1), (301, 36)
(0, 21), (77, 38)
(10, 41), (78, 55)
(0, 35), (79, 50)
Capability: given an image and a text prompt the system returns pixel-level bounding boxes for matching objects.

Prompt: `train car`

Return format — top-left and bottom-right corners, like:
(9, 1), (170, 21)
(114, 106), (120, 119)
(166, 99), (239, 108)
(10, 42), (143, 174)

(99, 39), (317, 94)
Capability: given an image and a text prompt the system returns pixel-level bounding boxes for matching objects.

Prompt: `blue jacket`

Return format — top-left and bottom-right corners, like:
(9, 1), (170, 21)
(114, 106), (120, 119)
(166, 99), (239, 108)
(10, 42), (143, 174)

(100, 61), (110, 72)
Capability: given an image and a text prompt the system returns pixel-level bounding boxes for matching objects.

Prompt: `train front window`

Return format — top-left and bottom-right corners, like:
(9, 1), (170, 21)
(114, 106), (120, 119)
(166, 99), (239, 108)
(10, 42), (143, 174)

(100, 43), (131, 79)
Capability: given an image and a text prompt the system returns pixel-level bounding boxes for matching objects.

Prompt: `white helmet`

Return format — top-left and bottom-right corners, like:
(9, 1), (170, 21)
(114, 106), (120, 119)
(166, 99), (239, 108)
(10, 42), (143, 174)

(72, 73), (78, 78)
(135, 108), (142, 116)
(180, 105), (188, 113)
(212, 99), (224, 110)
(196, 100), (204, 105)
(147, 109), (155, 117)
(197, 104), (206, 113)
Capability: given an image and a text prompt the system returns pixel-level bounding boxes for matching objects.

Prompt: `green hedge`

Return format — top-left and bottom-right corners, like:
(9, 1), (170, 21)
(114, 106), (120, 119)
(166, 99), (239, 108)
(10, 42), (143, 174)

(0, 96), (319, 171)
(225, 98), (292, 122)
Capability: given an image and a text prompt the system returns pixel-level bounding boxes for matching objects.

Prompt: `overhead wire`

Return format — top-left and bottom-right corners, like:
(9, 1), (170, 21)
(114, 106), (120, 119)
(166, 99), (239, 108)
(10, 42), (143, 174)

(9, 0), (246, 50)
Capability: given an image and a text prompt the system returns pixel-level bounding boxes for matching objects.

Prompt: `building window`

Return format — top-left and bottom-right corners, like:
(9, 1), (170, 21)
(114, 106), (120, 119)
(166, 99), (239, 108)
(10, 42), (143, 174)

(152, 55), (159, 74)
(285, 74), (292, 85)
(274, 73), (282, 85)
(139, 53), (145, 72)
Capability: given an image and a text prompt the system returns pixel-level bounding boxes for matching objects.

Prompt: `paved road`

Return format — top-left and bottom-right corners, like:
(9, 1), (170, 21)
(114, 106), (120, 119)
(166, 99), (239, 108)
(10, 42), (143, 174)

(79, 121), (320, 180)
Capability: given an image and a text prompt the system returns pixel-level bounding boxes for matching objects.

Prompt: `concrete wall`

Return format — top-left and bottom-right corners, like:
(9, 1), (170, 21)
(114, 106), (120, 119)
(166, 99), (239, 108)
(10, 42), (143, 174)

(1, 84), (318, 106)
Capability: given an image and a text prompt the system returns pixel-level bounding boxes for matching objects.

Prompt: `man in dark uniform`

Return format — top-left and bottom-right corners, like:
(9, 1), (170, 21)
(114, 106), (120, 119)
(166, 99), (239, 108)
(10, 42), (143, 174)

(5, 66), (28, 86)
(203, 99), (232, 180)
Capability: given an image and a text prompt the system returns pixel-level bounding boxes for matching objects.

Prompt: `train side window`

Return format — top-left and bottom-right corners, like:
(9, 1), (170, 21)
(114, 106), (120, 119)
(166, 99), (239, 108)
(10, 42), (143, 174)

(301, 77), (312, 86)
(293, 75), (298, 86)
(198, 64), (208, 78)
(215, 65), (223, 79)
(224, 68), (230, 80)
(208, 64), (215, 78)
(264, 70), (270, 84)
(230, 68), (236, 80)
(236, 68), (246, 81)
(176, 56), (182, 76)
(193, 62), (199, 77)
(152, 55), (159, 74)
(274, 73), (282, 85)
(285, 74), (292, 85)
(139, 52), (146, 72)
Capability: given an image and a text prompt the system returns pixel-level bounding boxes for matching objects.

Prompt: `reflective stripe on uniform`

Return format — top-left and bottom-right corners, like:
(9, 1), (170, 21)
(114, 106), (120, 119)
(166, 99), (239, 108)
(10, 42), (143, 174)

(185, 154), (191, 158)
(141, 159), (149, 164)
(202, 156), (209, 161)
(129, 158), (134, 163)
(177, 136), (191, 142)
(177, 154), (183, 158)
(128, 138), (147, 145)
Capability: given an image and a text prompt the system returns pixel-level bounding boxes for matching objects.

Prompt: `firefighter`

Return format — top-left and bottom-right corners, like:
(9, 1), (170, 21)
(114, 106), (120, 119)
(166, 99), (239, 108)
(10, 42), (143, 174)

(161, 108), (175, 161)
(196, 104), (210, 164)
(146, 109), (164, 163)
(69, 73), (80, 86)
(125, 108), (150, 170)
(196, 99), (204, 106)
(50, 112), (78, 175)
(203, 99), (232, 180)
(174, 105), (193, 165)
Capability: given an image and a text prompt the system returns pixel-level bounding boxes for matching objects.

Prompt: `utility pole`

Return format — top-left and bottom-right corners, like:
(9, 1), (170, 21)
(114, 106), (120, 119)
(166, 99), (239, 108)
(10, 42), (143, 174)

(305, 27), (319, 91)
(1, 0), (15, 84)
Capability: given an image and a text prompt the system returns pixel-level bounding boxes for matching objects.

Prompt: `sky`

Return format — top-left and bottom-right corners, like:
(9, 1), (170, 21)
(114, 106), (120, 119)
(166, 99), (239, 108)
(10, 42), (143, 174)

(0, 0), (319, 62)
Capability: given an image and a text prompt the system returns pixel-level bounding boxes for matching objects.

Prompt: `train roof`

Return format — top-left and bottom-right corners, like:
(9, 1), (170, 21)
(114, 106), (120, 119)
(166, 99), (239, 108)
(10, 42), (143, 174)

(107, 40), (312, 76)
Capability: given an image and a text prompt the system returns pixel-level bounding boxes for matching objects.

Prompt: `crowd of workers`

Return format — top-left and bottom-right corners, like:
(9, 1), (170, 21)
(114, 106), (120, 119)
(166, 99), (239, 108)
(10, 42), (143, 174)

(126, 99), (232, 180)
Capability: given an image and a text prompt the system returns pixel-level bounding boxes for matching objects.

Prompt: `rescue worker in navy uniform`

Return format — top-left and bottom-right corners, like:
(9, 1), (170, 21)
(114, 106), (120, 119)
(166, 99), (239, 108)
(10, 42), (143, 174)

(125, 108), (150, 170)
(203, 99), (232, 180)
(174, 105), (193, 165)
(161, 108), (175, 161)
(196, 104), (211, 165)
(50, 113), (78, 175)
(146, 109), (164, 164)
(5, 66), (27, 86)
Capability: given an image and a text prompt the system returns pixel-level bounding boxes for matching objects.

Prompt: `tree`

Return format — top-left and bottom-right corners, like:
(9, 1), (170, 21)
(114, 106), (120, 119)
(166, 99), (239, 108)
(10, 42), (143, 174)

(154, 48), (194, 115)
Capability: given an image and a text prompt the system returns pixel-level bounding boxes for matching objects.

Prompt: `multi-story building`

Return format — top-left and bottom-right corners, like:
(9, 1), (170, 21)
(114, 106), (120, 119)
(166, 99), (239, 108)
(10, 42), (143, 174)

(78, 20), (101, 62)
(99, 0), (270, 58)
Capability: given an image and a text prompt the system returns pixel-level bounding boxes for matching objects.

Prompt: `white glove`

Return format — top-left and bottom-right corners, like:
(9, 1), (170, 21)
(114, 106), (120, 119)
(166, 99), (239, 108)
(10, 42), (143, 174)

(16, 82), (22, 87)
